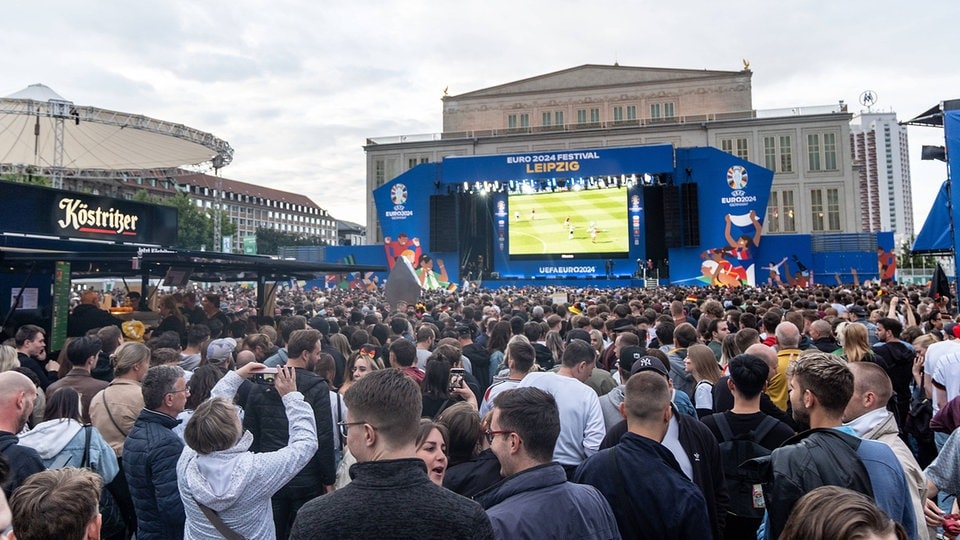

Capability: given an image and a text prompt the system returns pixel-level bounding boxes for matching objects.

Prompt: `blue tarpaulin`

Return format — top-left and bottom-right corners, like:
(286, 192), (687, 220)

(912, 180), (952, 254)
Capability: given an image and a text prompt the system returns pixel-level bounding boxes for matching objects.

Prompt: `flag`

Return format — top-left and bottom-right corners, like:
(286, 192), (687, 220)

(929, 263), (952, 301)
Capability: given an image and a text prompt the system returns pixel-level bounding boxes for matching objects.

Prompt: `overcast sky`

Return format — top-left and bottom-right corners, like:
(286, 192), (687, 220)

(4, 1), (958, 236)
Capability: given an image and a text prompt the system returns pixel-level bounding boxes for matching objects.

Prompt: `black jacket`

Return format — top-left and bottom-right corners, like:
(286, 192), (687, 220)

(68, 303), (123, 337)
(744, 428), (873, 540)
(533, 342), (555, 371)
(122, 409), (185, 540)
(462, 343), (492, 391)
(244, 368), (336, 495)
(811, 336), (840, 353)
(601, 407), (728, 540)
(17, 352), (57, 391)
(0, 431), (45, 498)
(443, 448), (502, 498)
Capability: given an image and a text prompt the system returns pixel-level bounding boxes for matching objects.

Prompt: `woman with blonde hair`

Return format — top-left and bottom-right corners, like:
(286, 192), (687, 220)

(545, 330), (564, 368)
(338, 345), (383, 396)
(685, 343), (723, 418)
(89, 342), (151, 455)
(839, 323), (874, 363)
(0, 345), (19, 372)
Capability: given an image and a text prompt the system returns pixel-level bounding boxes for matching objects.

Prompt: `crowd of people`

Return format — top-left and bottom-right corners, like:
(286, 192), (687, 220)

(0, 279), (959, 539)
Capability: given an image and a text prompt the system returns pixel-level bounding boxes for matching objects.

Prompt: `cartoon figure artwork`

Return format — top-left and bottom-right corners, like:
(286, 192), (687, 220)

(698, 210), (762, 288)
(784, 255), (811, 288)
(350, 272), (380, 291)
(417, 254), (456, 292)
(761, 257), (789, 286)
(384, 232), (421, 270)
(877, 247), (897, 283)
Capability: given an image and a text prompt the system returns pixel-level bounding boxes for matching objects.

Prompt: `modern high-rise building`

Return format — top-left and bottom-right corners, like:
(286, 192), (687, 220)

(849, 112), (913, 246)
(364, 63), (859, 244)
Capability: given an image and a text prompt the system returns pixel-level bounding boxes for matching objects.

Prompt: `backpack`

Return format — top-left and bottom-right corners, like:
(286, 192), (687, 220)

(714, 413), (780, 519)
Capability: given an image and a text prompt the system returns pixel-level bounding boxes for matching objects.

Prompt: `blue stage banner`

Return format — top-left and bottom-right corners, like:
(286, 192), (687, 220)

(669, 147), (774, 287)
(373, 164), (459, 289)
(441, 144), (675, 183)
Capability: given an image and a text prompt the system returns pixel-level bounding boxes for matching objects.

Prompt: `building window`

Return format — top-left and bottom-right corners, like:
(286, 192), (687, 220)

(763, 135), (793, 173)
(650, 103), (661, 119)
(590, 108), (600, 123)
(373, 159), (387, 187)
(508, 114), (517, 128)
(807, 132), (839, 171)
(810, 189), (840, 232)
(519, 113), (529, 128)
(408, 158), (418, 169)
(720, 137), (749, 160)
(542, 112), (552, 127)
(767, 190), (796, 233)
(612, 106), (623, 122)
(766, 191), (780, 233)
(626, 105), (637, 120)
(554, 111), (564, 126)
(664, 102), (675, 118)
(577, 109), (587, 124)
(826, 188), (841, 231)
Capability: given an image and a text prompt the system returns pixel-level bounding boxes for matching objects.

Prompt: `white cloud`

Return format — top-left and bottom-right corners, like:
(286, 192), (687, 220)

(2, 0), (958, 227)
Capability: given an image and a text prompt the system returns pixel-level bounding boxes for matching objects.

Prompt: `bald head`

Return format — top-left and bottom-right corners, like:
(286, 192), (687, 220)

(809, 319), (832, 340)
(775, 321), (800, 349)
(0, 371), (36, 401)
(745, 343), (778, 380)
(235, 349), (256, 368)
(0, 371), (37, 433)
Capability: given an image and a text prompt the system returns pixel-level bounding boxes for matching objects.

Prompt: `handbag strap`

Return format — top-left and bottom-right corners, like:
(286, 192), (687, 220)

(80, 425), (92, 468)
(195, 500), (244, 540)
(101, 389), (128, 437)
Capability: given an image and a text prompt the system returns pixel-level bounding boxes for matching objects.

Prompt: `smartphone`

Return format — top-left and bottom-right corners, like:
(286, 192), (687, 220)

(250, 367), (278, 385)
(448, 367), (465, 393)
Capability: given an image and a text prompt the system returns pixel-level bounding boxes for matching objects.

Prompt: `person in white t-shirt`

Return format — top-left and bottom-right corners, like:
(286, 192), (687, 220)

(518, 334), (605, 479)
(480, 337), (536, 417)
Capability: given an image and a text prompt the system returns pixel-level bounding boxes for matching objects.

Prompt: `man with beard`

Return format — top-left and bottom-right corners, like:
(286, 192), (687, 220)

(244, 329), (335, 539)
(0, 371), (44, 497)
(751, 351), (916, 540)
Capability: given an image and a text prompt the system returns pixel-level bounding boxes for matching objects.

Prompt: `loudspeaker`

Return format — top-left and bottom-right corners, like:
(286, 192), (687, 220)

(681, 183), (700, 247)
(430, 195), (458, 252)
(662, 185), (681, 248)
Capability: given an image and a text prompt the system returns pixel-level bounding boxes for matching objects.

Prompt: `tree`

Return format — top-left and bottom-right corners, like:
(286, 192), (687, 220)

(134, 190), (236, 251)
(254, 226), (327, 255)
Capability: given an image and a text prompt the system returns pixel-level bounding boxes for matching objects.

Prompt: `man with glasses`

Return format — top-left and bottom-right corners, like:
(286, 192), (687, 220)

(123, 365), (188, 540)
(477, 387), (620, 539)
(291, 369), (492, 539)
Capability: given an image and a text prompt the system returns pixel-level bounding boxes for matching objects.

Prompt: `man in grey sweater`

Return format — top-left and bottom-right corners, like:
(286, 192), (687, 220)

(290, 369), (493, 540)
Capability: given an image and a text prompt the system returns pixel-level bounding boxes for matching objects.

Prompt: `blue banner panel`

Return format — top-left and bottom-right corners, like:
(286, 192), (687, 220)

(947, 107), (960, 269)
(912, 181), (951, 254)
(668, 147), (774, 287)
(372, 164), (458, 288)
(441, 144), (675, 184)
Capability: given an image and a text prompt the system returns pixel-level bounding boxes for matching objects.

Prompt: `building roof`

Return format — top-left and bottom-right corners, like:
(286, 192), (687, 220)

(446, 64), (749, 100)
(178, 173), (322, 210)
(0, 84), (233, 176)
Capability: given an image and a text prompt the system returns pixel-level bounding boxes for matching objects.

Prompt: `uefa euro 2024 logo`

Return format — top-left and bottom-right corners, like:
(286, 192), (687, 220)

(390, 184), (408, 205)
(727, 166), (748, 190)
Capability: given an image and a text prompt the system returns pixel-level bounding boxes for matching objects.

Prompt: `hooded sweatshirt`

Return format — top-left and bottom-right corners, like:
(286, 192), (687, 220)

(18, 418), (119, 482)
(177, 370), (318, 540)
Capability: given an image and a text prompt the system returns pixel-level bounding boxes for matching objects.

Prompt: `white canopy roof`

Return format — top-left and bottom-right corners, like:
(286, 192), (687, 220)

(0, 84), (233, 177)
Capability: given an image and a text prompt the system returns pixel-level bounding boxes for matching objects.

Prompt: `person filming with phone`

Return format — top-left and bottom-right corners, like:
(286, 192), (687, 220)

(178, 362), (317, 539)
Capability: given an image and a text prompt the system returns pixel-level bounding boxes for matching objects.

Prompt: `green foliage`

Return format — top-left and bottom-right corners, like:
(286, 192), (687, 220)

(0, 171), (50, 186)
(254, 226), (327, 255)
(136, 190), (237, 251)
(899, 236), (940, 269)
